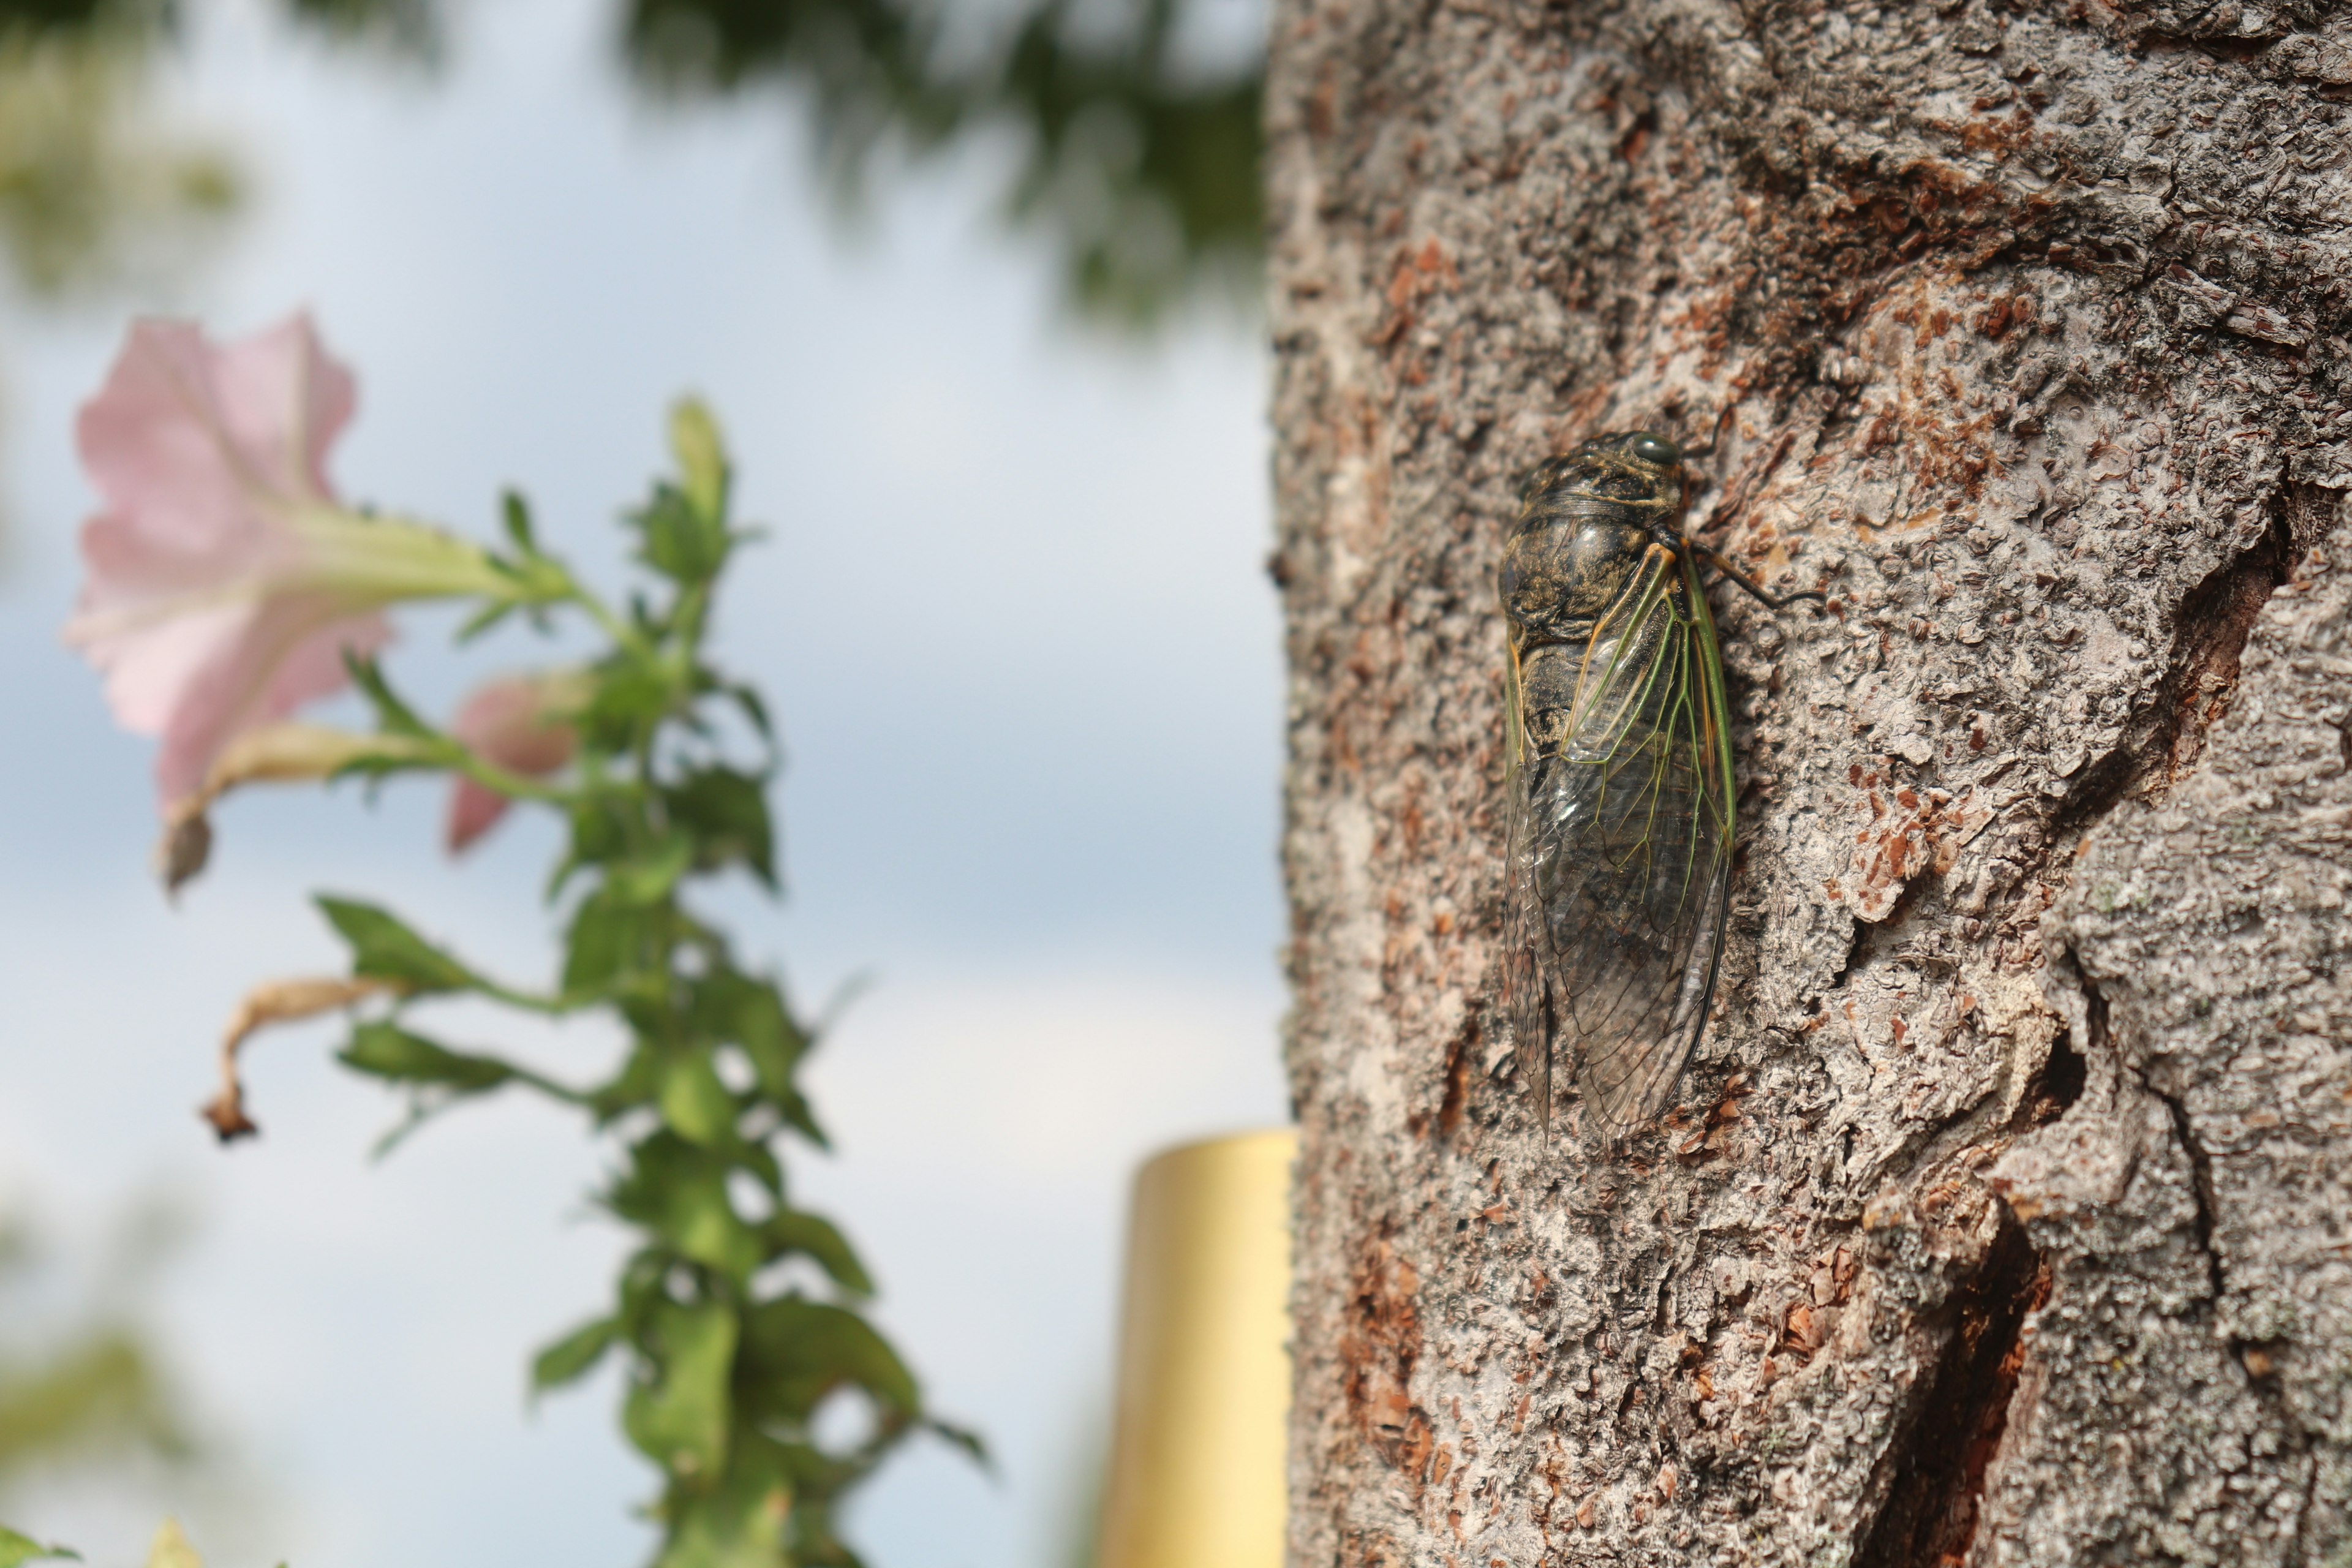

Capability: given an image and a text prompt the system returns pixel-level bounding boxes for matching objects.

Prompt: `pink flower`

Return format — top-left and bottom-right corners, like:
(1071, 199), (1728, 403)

(445, 671), (586, 852)
(64, 313), (508, 812)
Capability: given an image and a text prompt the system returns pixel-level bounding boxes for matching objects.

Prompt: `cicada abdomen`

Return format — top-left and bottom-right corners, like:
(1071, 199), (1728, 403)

(1499, 431), (1815, 1137)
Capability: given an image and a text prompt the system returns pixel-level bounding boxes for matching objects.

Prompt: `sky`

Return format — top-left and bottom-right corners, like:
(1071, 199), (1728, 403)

(0, 3), (1286, 1565)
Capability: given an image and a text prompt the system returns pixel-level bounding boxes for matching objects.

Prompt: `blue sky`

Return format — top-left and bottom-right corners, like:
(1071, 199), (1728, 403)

(0, 2), (1284, 1564)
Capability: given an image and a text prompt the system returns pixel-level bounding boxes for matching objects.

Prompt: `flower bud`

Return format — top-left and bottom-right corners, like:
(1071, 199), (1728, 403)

(446, 670), (587, 852)
(669, 396), (728, 522)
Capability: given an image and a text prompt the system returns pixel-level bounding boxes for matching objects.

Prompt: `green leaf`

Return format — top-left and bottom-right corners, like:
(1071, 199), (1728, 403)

(456, 597), (518, 643)
(631, 483), (729, 585)
(339, 1020), (516, 1092)
(736, 1298), (918, 1426)
(581, 660), (677, 749)
(587, 1042), (665, 1122)
(690, 974), (824, 1147)
(564, 889), (652, 997)
(606, 835), (695, 905)
(0, 1526), (77, 1566)
(341, 653), (434, 739)
(317, 897), (477, 993)
(532, 1314), (620, 1392)
(659, 1051), (739, 1148)
(734, 1140), (783, 1199)
(669, 398), (730, 528)
(711, 976), (805, 1097)
(614, 1247), (671, 1335)
(662, 1434), (791, 1568)
(502, 488), (539, 554)
(925, 1416), (990, 1468)
(761, 1210), (874, 1296)
(622, 1299), (737, 1484)
(664, 769), (775, 891)
(609, 1134), (761, 1279)
(559, 795), (633, 878)
(722, 684), (772, 744)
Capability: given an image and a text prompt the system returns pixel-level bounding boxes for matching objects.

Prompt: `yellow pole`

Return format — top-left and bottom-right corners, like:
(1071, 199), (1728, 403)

(1096, 1128), (1295, 1568)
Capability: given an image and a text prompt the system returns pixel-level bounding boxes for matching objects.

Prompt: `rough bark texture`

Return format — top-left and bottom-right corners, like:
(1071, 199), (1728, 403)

(1266, 1), (2352, 1564)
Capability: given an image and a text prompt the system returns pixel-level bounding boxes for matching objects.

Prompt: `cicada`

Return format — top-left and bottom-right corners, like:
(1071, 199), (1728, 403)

(1499, 431), (1820, 1137)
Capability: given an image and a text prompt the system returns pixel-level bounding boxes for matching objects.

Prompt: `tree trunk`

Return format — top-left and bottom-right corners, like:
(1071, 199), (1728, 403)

(1266, 2), (2352, 1563)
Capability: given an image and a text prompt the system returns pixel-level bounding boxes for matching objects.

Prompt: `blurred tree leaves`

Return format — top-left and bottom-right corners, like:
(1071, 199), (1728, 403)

(0, 2), (239, 303)
(624, 0), (1265, 323)
(278, 0), (440, 59)
(0, 1524), (77, 1566)
(0, 1205), (197, 1493)
(0, 1335), (189, 1474)
(0, 0), (1265, 323)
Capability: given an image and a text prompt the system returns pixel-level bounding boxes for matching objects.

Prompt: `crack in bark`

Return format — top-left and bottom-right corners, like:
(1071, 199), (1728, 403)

(2136, 1038), (2327, 1512)
(1852, 1216), (2052, 1568)
(2131, 1019), (2324, 1456)
(2050, 494), (2299, 839)
(2143, 1057), (2226, 1311)
(2081, 956), (2228, 1313)
(2019, 1012), (2089, 1129)
(2023, 1033), (2088, 1126)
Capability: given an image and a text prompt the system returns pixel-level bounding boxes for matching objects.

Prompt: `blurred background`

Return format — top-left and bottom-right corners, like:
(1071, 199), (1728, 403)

(0, 1), (1279, 1563)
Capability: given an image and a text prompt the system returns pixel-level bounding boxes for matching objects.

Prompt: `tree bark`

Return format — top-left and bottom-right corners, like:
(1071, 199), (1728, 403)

(1266, 2), (2352, 1564)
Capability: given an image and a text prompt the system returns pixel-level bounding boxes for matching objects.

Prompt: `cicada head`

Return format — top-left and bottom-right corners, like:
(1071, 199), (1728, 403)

(1516, 431), (1690, 521)
(1580, 432), (1693, 500)
(1604, 430), (1683, 465)
(1507, 429), (1694, 646)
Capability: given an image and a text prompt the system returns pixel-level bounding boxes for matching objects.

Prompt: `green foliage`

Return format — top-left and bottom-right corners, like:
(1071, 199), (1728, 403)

(0, 1518), (243, 1568)
(0, 1202), (203, 1568)
(0, 1334), (187, 1471)
(0, 1), (239, 302)
(0, 0), (1264, 323)
(315, 897), (478, 992)
(337, 1019), (516, 1093)
(531, 1314), (622, 1392)
(665, 768), (777, 889)
(278, 0), (440, 60)
(0, 1526), (76, 1565)
(0, 1207), (195, 1478)
(622, 0), (1264, 323)
(304, 398), (966, 1566)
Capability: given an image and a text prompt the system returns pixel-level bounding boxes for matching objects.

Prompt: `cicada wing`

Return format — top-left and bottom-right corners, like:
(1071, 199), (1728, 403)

(1577, 834), (1730, 1129)
(1501, 652), (1555, 1126)
(1502, 777), (1553, 1126)
(1535, 545), (1737, 1134)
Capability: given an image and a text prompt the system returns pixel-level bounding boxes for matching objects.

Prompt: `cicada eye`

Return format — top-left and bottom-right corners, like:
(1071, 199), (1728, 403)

(1629, 432), (1681, 466)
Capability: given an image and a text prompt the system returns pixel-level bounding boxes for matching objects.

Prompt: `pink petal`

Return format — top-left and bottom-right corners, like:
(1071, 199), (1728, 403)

(74, 315), (352, 592)
(445, 778), (511, 853)
(65, 313), (372, 810)
(152, 593), (391, 805)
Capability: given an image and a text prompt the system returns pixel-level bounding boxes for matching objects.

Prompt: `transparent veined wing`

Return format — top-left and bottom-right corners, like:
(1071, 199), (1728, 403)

(1500, 649), (1554, 1123)
(1518, 543), (1735, 1134)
